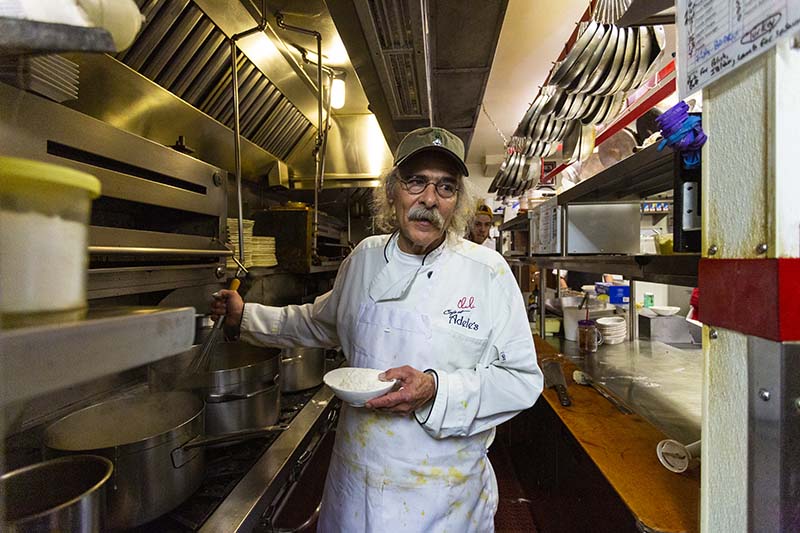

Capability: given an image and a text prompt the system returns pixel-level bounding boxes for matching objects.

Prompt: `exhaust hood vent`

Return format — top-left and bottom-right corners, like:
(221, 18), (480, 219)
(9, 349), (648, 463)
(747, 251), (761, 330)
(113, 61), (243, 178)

(388, 53), (422, 117)
(361, 0), (427, 120)
(370, 0), (413, 48)
(115, 0), (311, 160)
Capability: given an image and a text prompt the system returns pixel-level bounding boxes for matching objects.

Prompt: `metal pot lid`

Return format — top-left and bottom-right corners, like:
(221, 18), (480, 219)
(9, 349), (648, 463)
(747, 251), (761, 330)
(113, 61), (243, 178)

(570, 24), (615, 93)
(561, 120), (581, 162)
(639, 25), (666, 87)
(553, 92), (575, 120)
(575, 93), (598, 121)
(45, 391), (203, 452)
(606, 27), (638, 94)
(617, 27), (642, 93)
(593, 26), (628, 95)
(597, 92), (627, 125)
(631, 26), (653, 91)
(578, 95), (603, 123)
(598, 127), (637, 167)
(580, 25), (620, 95)
(514, 104), (536, 137)
(550, 21), (603, 87)
(581, 95), (608, 124)
(539, 86), (566, 115)
(561, 23), (608, 90)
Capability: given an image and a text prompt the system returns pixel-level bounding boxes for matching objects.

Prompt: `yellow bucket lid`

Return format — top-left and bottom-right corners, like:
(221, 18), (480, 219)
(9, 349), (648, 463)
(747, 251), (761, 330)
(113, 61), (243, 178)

(0, 156), (101, 198)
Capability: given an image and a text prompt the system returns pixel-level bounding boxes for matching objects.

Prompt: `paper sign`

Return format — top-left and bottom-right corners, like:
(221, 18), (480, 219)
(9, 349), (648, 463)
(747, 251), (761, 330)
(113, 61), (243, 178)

(677, 0), (800, 98)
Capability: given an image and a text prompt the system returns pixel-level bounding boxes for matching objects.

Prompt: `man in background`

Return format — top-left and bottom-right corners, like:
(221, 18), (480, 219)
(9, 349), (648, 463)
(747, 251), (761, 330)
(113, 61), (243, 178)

(469, 203), (495, 249)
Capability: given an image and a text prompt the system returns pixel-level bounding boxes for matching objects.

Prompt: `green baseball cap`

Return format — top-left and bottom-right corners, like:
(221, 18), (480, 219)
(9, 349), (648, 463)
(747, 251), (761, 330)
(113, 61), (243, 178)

(394, 127), (469, 177)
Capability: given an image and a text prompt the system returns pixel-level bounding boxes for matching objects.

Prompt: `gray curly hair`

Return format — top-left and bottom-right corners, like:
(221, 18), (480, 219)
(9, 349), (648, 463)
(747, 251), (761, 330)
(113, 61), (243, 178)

(371, 166), (477, 244)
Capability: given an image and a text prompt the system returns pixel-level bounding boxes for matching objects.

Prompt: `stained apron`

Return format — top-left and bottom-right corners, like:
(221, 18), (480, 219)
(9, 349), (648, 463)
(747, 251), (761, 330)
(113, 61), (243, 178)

(317, 299), (499, 532)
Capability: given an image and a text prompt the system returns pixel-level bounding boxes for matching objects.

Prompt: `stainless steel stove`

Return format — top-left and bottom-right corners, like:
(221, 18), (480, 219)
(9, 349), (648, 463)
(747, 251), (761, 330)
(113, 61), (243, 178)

(133, 386), (337, 532)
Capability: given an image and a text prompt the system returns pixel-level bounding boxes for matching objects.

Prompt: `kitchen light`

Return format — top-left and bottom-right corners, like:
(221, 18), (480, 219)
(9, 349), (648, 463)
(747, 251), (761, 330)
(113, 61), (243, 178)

(330, 74), (346, 109)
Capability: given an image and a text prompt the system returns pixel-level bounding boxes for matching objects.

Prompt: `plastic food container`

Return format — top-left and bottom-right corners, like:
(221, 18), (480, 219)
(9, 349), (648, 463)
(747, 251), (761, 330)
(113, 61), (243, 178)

(1, 157), (101, 328)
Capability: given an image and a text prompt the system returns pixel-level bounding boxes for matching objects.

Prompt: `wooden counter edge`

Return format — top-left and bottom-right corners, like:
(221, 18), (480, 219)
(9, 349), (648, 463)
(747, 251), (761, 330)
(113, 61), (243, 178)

(533, 336), (700, 533)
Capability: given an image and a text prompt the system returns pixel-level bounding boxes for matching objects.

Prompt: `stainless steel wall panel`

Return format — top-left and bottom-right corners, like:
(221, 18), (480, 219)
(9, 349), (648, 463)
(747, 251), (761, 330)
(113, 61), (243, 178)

(88, 265), (221, 299)
(89, 227), (224, 251)
(59, 55), (280, 180)
(747, 338), (800, 532)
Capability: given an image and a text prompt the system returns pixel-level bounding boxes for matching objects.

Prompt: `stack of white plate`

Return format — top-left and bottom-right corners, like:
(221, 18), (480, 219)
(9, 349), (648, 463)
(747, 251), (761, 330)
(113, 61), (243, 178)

(596, 316), (627, 345)
(249, 235), (277, 267)
(226, 218), (253, 269)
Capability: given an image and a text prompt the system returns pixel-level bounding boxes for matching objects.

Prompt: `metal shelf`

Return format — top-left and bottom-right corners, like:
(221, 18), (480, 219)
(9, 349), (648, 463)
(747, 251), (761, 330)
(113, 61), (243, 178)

(0, 17), (115, 56)
(526, 254), (699, 287)
(499, 211), (532, 231)
(617, 0), (675, 27)
(557, 144), (675, 205)
(0, 307), (195, 405)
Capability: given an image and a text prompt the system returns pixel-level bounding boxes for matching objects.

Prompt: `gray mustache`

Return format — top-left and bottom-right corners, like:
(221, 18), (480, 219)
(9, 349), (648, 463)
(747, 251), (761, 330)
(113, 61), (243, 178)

(408, 205), (444, 228)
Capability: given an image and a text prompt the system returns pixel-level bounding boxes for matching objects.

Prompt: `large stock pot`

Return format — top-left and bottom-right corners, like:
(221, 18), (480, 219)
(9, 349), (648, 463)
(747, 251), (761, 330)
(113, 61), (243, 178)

(1, 455), (113, 532)
(280, 347), (326, 392)
(149, 342), (281, 434)
(43, 391), (285, 530)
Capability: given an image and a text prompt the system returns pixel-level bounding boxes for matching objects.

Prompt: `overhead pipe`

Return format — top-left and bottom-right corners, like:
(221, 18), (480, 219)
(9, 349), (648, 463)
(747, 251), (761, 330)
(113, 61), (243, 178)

(275, 12), (326, 262)
(229, 0), (269, 265)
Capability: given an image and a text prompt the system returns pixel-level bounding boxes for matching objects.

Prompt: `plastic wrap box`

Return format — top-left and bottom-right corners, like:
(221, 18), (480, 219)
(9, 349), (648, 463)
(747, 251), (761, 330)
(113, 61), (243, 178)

(595, 283), (630, 304)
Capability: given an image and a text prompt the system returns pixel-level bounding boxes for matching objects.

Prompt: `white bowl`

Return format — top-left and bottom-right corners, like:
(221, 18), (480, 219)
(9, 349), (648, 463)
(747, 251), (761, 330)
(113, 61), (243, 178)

(596, 317), (626, 327)
(323, 367), (396, 407)
(650, 306), (681, 316)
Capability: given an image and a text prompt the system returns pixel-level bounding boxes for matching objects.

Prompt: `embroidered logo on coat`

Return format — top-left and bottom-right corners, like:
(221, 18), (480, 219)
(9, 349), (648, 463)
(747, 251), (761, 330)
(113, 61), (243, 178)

(457, 296), (476, 309)
(443, 296), (479, 330)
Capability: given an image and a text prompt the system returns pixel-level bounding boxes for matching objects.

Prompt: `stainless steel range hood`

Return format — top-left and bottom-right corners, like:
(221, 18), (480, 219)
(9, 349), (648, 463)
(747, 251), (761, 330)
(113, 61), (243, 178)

(58, 0), (393, 186)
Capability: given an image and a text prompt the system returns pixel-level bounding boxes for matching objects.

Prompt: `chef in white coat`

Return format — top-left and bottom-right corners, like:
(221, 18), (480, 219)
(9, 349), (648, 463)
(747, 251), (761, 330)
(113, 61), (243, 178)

(212, 127), (543, 532)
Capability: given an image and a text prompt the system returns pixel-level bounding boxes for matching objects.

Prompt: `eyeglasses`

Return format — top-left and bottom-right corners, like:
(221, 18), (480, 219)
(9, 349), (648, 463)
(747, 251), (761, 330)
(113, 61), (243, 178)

(399, 175), (459, 198)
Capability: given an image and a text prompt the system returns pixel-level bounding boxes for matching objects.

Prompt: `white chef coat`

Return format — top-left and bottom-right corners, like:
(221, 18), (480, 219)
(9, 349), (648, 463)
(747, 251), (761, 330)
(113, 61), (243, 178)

(240, 233), (542, 532)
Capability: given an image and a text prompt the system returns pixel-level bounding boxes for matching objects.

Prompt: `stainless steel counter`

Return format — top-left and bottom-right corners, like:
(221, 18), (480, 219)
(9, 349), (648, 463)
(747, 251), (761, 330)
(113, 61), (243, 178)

(545, 337), (702, 444)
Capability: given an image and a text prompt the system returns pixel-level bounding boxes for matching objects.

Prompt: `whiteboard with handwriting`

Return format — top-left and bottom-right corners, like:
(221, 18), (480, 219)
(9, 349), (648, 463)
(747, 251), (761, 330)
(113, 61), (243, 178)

(677, 0), (800, 97)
